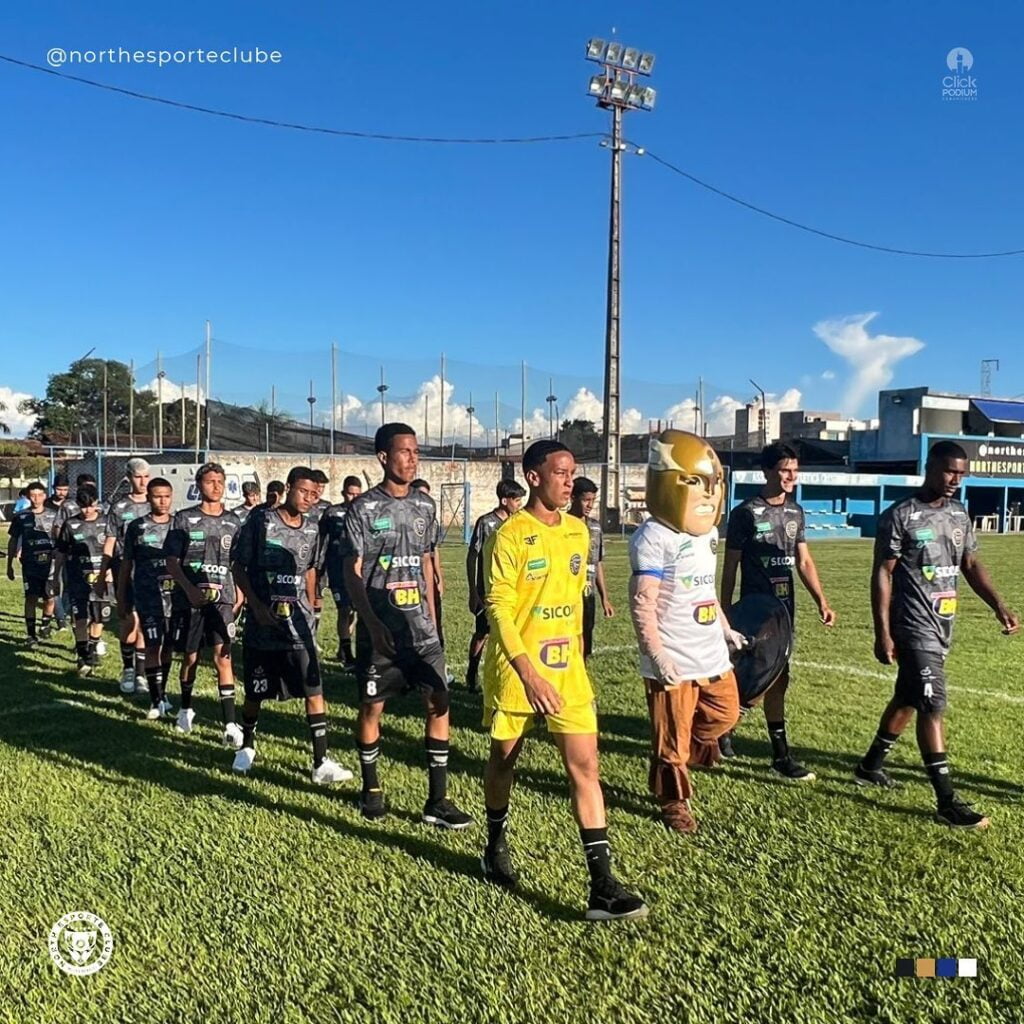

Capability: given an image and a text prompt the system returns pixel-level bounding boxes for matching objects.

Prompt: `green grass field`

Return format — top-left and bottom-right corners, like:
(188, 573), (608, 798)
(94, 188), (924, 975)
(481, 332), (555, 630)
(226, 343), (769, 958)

(2, 536), (1024, 1023)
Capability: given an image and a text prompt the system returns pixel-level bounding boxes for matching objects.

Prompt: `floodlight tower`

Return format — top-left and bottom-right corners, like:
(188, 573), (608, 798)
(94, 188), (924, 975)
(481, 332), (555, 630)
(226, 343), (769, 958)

(585, 38), (656, 531)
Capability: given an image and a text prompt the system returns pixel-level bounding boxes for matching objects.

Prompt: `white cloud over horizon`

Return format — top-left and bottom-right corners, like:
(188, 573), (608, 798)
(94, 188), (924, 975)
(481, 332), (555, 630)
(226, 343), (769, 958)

(0, 386), (37, 438)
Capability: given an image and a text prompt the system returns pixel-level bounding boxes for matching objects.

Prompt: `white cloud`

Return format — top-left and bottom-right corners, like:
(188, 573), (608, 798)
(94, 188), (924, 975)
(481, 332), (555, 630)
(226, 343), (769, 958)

(0, 386), (38, 437)
(813, 312), (924, 413)
(821, 369), (836, 381)
(142, 377), (203, 404)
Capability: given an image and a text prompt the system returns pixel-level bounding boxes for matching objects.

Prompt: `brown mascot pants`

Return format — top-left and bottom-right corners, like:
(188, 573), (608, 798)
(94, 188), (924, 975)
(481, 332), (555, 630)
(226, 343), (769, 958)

(645, 671), (740, 802)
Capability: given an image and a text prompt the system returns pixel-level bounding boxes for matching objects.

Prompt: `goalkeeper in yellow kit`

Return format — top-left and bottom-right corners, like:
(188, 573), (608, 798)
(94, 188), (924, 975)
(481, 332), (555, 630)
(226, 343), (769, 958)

(480, 440), (647, 921)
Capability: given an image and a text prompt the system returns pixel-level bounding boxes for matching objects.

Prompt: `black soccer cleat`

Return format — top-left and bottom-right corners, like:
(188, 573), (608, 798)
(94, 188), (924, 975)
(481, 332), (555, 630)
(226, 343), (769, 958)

(360, 788), (387, 821)
(481, 837), (519, 889)
(422, 797), (474, 830)
(935, 796), (990, 830)
(771, 756), (816, 783)
(585, 875), (649, 922)
(718, 732), (737, 759)
(853, 763), (899, 788)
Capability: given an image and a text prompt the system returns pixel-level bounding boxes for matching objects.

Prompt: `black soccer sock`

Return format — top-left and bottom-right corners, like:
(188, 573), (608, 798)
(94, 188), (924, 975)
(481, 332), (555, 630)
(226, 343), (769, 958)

(485, 805), (509, 853)
(145, 667), (164, 706)
(87, 636), (99, 663)
(134, 650), (147, 678)
(767, 720), (789, 761)
(75, 639), (88, 661)
(307, 711), (328, 769)
(25, 615), (37, 639)
(467, 651), (482, 688)
(862, 730), (899, 772)
(924, 751), (955, 806)
(358, 741), (380, 792)
(580, 827), (613, 883)
(241, 710), (259, 750)
(313, 608), (322, 635)
(120, 642), (134, 670)
(41, 614), (52, 633)
(426, 739), (449, 803)
(218, 684), (237, 726)
(180, 678), (194, 710)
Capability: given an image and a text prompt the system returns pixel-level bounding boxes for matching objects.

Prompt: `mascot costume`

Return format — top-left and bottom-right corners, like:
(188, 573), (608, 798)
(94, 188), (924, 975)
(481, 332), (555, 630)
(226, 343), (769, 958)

(628, 429), (743, 834)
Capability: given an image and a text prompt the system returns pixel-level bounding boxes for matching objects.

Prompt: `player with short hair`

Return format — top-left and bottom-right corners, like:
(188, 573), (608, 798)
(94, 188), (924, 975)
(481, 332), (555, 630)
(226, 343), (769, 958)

(260, 480), (285, 510)
(46, 475), (71, 631)
(101, 457), (151, 694)
(306, 469), (332, 643)
(7, 481), (59, 643)
(480, 440), (646, 920)
(230, 466), (352, 784)
(343, 425), (471, 828)
(720, 442), (836, 781)
(55, 484), (111, 674)
(164, 463), (243, 746)
(464, 478), (525, 691)
(54, 473), (99, 532)
(569, 477), (615, 661)
(120, 478), (177, 718)
(320, 474), (363, 665)
(231, 481), (261, 526)
(854, 440), (1019, 829)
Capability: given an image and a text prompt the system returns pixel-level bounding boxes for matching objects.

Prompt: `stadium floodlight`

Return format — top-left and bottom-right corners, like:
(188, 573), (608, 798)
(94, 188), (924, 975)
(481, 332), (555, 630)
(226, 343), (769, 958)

(622, 47), (640, 70)
(605, 42), (624, 65)
(641, 86), (657, 109)
(586, 38), (607, 61)
(626, 84), (644, 108)
(609, 75), (628, 102)
(638, 52), (656, 75)
(588, 74), (607, 97)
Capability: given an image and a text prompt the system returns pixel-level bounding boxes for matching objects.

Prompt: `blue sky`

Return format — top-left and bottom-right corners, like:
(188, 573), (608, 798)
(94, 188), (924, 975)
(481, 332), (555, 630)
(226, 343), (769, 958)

(2, 1), (1023, 438)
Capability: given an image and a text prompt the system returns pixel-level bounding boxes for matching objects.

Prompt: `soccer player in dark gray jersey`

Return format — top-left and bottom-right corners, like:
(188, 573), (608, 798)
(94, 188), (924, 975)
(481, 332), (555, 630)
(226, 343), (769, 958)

(343, 423), (472, 829)
(121, 479), (177, 718)
(165, 463), (242, 745)
(6, 481), (59, 642)
(55, 485), (110, 674)
(321, 475), (363, 665)
(855, 440), (1019, 830)
(570, 477), (615, 663)
(230, 465), (351, 785)
(464, 479), (526, 691)
(231, 480), (261, 526)
(720, 443), (835, 782)
(100, 457), (151, 694)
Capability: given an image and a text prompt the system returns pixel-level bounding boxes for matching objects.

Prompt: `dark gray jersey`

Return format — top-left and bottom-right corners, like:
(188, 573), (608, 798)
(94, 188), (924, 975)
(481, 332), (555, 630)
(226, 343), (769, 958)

(233, 507), (320, 651)
(469, 510), (506, 601)
(124, 514), (175, 615)
(57, 512), (109, 593)
(164, 506), (241, 607)
(341, 484), (438, 652)
(106, 496), (151, 557)
(10, 506), (59, 573)
(231, 502), (259, 527)
(726, 495), (806, 614)
(320, 502), (353, 590)
(876, 496), (977, 655)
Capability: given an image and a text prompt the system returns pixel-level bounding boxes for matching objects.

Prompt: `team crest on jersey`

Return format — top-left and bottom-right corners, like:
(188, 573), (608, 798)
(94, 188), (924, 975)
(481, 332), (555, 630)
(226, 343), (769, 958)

(299, 543), (310, 560)
(413, 517), (427, 537)
(710, 538), (718, 554)
(220, 534), (232, 551)
(952, 527), (965, 548)
(569, 554), (582, 575)
(785, 520), (798, 539)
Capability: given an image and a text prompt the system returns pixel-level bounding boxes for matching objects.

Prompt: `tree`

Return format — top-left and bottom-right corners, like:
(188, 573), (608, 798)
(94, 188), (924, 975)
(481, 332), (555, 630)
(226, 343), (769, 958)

(0, 442), (49, 491)
(559, 418), (602, 460)
(20, 358), (157, 441)
(0, 400), (9, 436)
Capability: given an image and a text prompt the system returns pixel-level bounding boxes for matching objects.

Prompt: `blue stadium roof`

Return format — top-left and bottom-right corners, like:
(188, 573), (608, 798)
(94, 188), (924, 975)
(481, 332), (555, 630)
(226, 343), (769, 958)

(972, 398), (1024, 424)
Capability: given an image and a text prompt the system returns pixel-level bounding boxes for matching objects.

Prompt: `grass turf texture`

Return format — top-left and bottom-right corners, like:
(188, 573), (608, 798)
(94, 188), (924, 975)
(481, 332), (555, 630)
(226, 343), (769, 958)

(2, 536), (1023, 1024)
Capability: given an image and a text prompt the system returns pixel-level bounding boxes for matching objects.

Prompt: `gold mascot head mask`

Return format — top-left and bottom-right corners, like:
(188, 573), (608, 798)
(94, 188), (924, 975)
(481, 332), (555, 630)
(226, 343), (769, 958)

(646, 429), (725, 535)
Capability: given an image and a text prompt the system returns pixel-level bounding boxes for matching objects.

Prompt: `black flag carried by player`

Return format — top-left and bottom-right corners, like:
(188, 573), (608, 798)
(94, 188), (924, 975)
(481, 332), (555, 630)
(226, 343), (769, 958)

(728, 594), (793, 707)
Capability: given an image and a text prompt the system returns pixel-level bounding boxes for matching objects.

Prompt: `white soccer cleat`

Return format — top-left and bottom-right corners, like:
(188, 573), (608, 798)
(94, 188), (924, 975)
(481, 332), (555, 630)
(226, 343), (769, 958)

(175, 708), (196, 733)
(119, 667), (137, 694)
(95, 640), (107, 657)
(232, 747), (256, 774)
(145, 705), (162, 721)
(135, 672), (149, 694)
(222, 723), (244, 750)
(311, 757), (354, 785)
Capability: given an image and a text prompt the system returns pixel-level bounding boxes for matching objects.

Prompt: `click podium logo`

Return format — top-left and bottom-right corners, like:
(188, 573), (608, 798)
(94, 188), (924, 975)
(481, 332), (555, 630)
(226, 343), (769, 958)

(942, 47), (977, 101)
(48, 911), (114, 976)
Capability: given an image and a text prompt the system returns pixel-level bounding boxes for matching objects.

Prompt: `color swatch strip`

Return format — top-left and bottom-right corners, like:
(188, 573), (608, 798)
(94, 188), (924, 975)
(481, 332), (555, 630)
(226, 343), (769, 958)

(895, 958), (977, 978)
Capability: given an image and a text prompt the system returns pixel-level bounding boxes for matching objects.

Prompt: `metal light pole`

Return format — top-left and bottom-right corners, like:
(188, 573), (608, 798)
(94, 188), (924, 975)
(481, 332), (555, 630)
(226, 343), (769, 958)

(749, 378), (767, 448)
(546, 378), (558, 438)
(307, 380), (317, 457)
(377, 367), (389, 426)
(586, 38), (656, 531)
(467, 393), (475, 452)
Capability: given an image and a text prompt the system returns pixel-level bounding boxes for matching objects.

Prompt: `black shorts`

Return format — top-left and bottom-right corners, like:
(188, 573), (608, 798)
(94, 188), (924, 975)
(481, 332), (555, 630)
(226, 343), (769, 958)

(243, 645), (322, 701)
(172, 602), (236, 654)
(23, 570), (55, 600)
(582, 589), (596, 659)
(330, 583), (352, 611)
(138, 607), (173, 650)
(472, 609), (489, 640)
(894, 648), (948, 713)
(69, 590), (112, 625)
(355, 628), (448, 704)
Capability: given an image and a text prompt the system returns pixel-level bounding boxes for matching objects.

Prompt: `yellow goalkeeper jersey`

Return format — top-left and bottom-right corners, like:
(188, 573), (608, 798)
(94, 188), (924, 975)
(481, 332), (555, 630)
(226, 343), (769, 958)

(482, 508), (593, 714)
